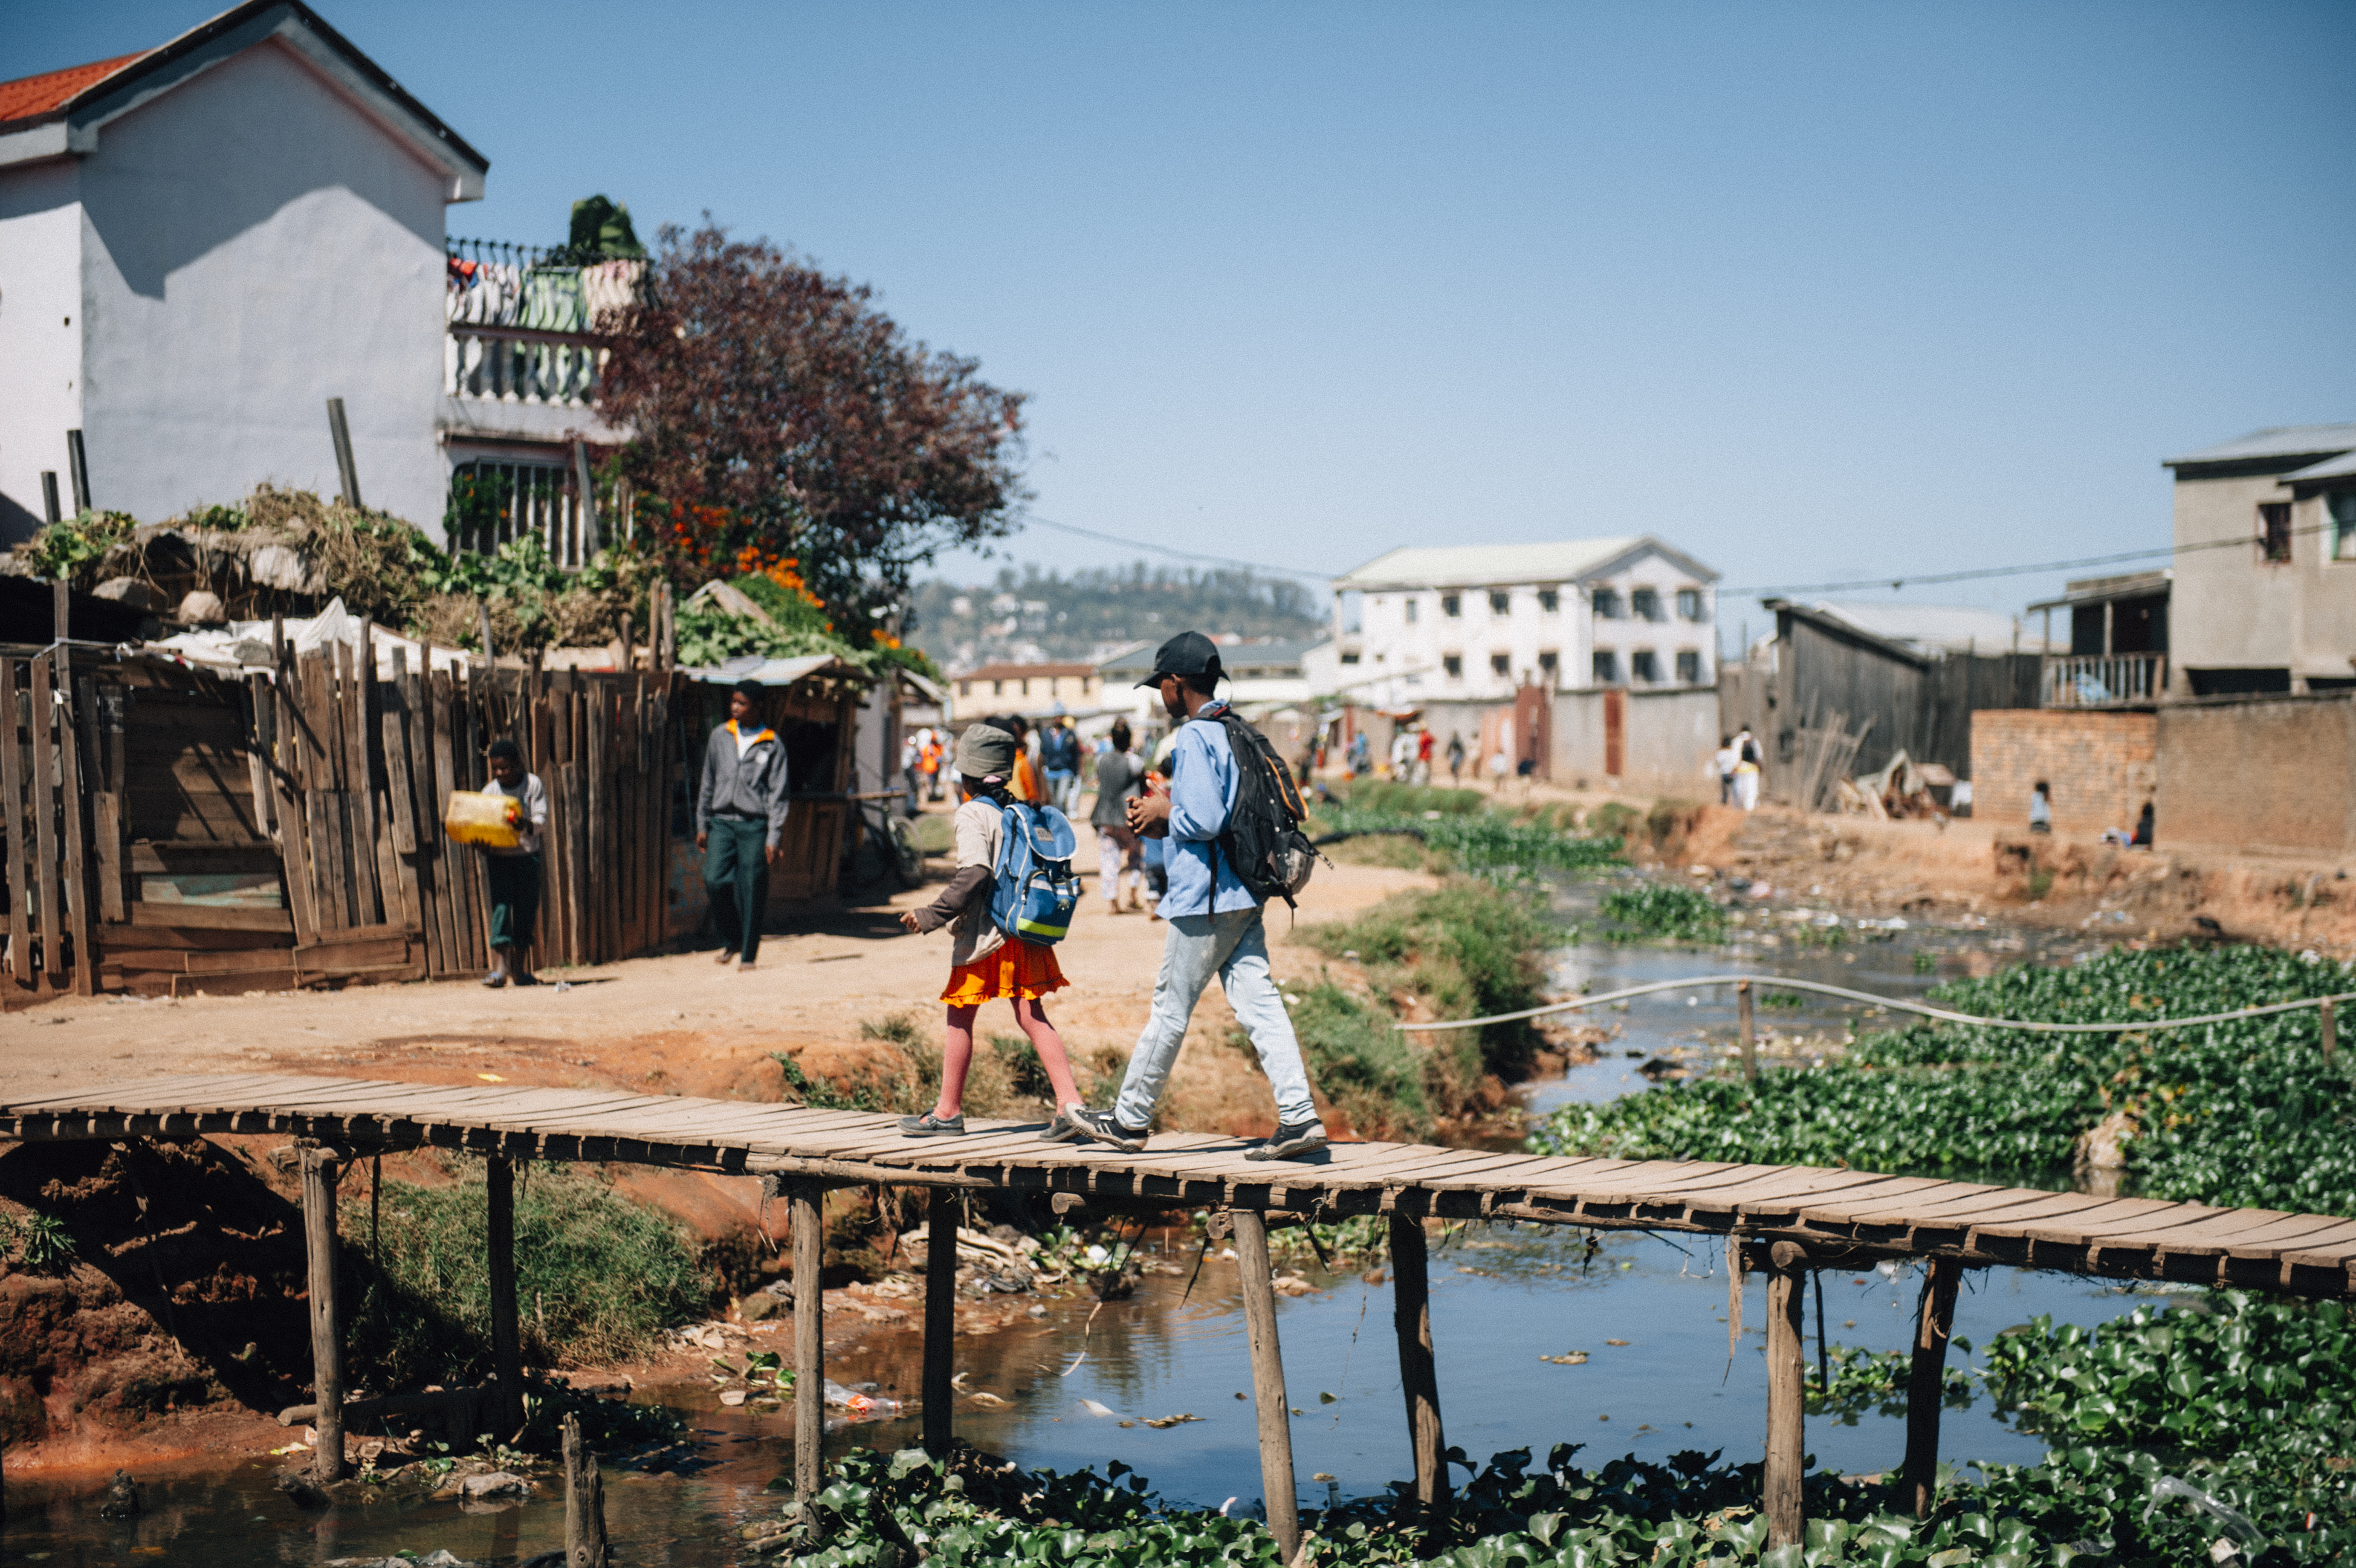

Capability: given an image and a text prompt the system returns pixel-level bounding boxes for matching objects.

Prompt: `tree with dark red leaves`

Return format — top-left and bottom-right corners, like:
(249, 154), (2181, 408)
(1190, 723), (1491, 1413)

(596, 222), (1028, 632)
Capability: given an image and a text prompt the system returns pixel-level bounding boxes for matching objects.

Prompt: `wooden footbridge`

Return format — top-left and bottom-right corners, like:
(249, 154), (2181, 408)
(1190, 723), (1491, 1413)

(9, 1071), (2356, 1553)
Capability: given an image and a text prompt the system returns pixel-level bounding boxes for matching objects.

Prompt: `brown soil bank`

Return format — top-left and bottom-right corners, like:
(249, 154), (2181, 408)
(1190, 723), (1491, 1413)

(1674, 803), (2356, 954)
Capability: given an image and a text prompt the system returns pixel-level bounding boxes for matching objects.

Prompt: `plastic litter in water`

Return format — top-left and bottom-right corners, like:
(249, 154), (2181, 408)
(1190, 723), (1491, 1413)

(2146, 1475), (2263, 1546)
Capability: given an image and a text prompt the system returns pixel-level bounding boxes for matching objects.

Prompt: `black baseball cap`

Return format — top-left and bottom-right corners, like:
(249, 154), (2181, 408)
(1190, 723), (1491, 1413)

(1137, 630), (1223, 688)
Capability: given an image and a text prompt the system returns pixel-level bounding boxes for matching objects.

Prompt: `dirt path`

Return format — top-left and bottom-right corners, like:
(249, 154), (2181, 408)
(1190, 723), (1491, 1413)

(4, 860), (1440, 1134)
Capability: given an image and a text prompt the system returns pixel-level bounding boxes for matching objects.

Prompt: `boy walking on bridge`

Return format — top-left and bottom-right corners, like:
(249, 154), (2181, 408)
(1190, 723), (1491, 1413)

(1060, 632), (1327, 1162)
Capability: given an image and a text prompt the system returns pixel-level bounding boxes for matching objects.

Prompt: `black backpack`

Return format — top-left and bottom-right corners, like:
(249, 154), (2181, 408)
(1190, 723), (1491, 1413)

(1209, 713), (1321, 908)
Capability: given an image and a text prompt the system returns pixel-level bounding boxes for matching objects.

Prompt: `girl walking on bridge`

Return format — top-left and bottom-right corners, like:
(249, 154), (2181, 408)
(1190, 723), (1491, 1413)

(896, 724), (1090, 1138)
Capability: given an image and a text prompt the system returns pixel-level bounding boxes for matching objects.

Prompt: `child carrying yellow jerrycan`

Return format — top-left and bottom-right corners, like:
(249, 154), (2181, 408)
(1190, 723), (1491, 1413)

(896, 723), (1089, 1139)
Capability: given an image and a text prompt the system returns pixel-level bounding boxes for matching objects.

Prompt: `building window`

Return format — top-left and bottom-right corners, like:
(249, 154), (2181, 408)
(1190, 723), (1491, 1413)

(1405, 596), (1419, 623)
(1675, 650), (1702, 684)
(959, 681), (971, 697)
(1631, 650), (1659, 683)
(1631, 588), (1660, 621)
(2261, 502), (2293, 563)
(1340, 651), (1361, 665)
(2332, 493), (2356, 561)
(1443, 653), (1463, 679)
(1538, 588), (1559, 614)
(992, 680), (1003, 695)
(1442, 594), (1461, 618)
(1489, 590), (1510, 615)
(1339, 589), (1364, 633)
(1593, 650), (1619, 684)
(1593, 588), (1623, 620)
(1490, 652), (1511, 678)
(1538, 649), (1559, 681)
(1676, 588), (1703, 620)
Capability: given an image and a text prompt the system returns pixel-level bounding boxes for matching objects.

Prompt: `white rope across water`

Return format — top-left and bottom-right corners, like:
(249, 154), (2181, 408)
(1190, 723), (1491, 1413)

(1393, 974), (2356, 1035)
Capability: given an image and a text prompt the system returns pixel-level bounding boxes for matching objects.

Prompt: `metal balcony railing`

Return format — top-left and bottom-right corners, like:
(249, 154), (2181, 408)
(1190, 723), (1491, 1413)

(2042, 652), (2166, 708)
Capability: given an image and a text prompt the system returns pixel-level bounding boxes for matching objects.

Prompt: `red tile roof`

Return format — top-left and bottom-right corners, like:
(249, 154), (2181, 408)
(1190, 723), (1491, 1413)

(0, 51), (149, 129)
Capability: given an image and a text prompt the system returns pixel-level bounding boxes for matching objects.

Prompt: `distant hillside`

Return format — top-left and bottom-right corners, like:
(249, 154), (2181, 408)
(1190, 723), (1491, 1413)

(910, 563), (1327, 673)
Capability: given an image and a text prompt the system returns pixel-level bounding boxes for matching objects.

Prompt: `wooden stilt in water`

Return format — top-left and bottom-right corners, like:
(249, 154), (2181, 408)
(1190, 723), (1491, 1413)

(1903, 1257), (1962, 1518)
(1387, 1211), (1448, 1529)
(487, 1158), (523, 1437)
(1738, 979), (1758, 1083)
(1762, 1240), (1807, 1549)
(923, 1188), (957, 1459)
(300, 1144), (346, 1483)
(563, 1410), (609, 1567)
(1230, 1208), (1302, 1562)
(792, 1180), (826, 1499)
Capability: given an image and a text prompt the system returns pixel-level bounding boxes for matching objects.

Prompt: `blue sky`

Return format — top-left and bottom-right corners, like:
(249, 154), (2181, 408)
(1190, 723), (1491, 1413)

(19, 2), (2356, 640)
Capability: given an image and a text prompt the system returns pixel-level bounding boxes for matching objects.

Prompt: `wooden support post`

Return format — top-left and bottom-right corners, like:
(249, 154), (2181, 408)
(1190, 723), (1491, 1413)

(923, 1188), (957, 1459)
(562, 1410), (609, 1567)
(1762, 1240), (1807, 1549)
(1387, 1211), (1448, 1529)
(487, 1158), (523, 1437)
(2323, 998), (2337, 1070)
(792, 1180), (826, 1500)
(1230, 1208), (1302, 1563)
(300, 1144), (346, 1483)
(1738, 979), (1758, 1083)
(1903, 1257), (1962, 1518)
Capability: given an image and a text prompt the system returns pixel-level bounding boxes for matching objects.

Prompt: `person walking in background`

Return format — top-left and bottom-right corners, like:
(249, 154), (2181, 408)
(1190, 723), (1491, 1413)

(1714, 735), (1738, 805)
(1348, 729), (1370, 777)
(1389, 726), (1416, 781)
(1006, 714), (1045, 805)
(1090, 719), (1147, 913)
(1042, 715), (1083, 814)
(2030, 780), (2053, 834)
(1415, 725), (1435, 785)
(1139, 750), (1172, 919)
(479, 737), (547, 989)
(899, 729), (922, 816)
(897, 724), (1089, 1138)
(1061, 632), (1326, 1162)
(1446, 730), (1465, 784)
(697, 679), (791, 971)
(921, 730), (947, 802)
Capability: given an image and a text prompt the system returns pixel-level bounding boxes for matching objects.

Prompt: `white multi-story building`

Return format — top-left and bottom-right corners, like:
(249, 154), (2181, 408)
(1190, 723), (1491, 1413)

(1304, 537), (1720, 704)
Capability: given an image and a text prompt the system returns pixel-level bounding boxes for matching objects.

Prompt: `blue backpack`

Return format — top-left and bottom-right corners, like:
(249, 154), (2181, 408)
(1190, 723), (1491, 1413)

(987, 802), (1081, 945)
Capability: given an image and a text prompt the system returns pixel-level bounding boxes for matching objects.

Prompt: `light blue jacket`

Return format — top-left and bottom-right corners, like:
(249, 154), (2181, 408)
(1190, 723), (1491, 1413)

(1160, 701), (1256, 918)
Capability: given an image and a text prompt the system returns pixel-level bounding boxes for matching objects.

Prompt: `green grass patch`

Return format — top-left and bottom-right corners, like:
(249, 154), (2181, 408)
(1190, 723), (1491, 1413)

(352, 1162), (711, 1390)
(1273, 981), (1432, 1141)
(1530, 944), (2356, 1213)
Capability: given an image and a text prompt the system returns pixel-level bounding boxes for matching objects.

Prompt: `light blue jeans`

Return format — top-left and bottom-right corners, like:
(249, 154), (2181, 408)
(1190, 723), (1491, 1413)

(1113, 905), (1318, 1130)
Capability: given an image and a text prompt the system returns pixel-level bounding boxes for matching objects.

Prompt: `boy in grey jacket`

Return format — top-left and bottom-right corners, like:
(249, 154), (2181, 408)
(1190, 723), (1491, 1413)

(696, 680), (792, 969)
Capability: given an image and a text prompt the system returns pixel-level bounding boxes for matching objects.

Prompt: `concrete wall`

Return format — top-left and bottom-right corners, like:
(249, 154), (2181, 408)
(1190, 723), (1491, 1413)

(2172, 471), (2356, 689)
(2156, 693), (2356, 852)
(0, 161), (87, 540)
(1970, 710), (2157, 836)
(1552, 685), (1719, 796)
(5, 38), (453, 539)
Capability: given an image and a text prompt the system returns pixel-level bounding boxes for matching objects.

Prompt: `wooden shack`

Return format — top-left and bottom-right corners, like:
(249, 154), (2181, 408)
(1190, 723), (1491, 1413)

(4, 630), (687, 1002)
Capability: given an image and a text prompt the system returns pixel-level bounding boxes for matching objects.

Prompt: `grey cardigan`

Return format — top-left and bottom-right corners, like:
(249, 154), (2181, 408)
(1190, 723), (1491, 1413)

(697, 722), (792, 847)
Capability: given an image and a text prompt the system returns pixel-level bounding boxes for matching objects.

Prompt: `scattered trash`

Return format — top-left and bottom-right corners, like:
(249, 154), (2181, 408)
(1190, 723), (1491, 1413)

(1142, 1413), (1203, 1428)
(824, 1379), (901, 1419)
(966, 1391), (1012, 1408)
(2146, 1475), (2262, 1546)
(99, 1469), (142, 1518)
(1078, 1398), (1121, 1417)
(1604, 1339), (1631, 1346)
(476, 1073), (505, 1083)
(274, 1470), (329, 1511)
(456, 1472), (531, 1500)
(1538, 1352), (1589, 1365)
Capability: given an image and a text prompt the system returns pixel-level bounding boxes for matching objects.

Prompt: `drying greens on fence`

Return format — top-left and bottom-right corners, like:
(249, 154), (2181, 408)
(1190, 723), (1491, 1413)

(1529, 944), (2356, 1215)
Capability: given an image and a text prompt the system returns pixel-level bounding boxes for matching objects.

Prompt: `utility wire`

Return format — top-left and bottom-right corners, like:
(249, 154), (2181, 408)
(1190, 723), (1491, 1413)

(1015, 514), (1332, 581)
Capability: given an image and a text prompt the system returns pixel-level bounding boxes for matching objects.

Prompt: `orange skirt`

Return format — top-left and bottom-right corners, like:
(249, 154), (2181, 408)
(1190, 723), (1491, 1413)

(941, 939), (1067, 1005)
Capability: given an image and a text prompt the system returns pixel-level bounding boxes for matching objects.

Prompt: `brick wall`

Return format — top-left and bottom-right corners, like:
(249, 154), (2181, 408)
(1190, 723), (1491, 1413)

(2157, 693), (2356, 852)
(1970, 710), (2157, 835)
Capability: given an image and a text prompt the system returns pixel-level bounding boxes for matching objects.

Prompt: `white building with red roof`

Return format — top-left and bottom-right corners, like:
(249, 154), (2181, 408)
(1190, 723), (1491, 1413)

(0, 1), (489, 540)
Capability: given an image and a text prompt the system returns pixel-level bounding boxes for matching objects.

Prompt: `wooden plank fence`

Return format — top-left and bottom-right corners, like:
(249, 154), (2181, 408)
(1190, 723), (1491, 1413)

(2, 640), (681, 998)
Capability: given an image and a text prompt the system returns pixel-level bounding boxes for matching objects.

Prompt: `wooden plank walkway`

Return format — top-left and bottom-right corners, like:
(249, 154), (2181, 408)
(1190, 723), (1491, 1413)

(7, 1071), (2354, 1299)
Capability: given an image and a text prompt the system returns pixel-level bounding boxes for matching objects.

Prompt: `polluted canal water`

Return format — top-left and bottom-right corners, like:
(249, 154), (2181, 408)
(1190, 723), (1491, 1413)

(5, 896), (2168, 1563)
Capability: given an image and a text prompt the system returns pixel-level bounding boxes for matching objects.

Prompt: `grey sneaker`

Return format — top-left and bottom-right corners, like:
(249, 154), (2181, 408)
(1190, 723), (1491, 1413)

(1245, 1120), (1328, 1161)
(1071, 1109), (1148, 1153)
(898, 1111), (965, 1137)
(1038, 1106), (1090, 1144)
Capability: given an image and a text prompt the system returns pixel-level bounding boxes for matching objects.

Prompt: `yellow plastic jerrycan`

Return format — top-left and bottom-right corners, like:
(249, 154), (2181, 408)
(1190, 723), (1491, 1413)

(442, 789), (523, 849)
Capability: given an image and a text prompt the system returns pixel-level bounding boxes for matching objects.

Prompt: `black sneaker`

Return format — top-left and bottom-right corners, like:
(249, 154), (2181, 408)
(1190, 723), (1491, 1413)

(1071, 1109), (1148, 1153)
(1246, 1120), (1328, 1161)
(1038, 1106), (1089, 1144)
(898, 1111), (965, 1137)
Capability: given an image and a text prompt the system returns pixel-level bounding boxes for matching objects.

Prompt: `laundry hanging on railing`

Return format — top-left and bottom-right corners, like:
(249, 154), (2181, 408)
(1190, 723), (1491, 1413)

(446, 256), (642, 329)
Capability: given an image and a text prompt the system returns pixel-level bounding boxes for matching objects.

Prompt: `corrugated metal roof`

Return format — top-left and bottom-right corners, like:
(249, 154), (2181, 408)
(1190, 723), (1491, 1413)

(1333, 535), (1718, 589)
(2163, 423), (2356, 468)
(2284, 450), (2356, 484)
(684, 653), (860, 687)
(1801, 601), (2044, 654)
